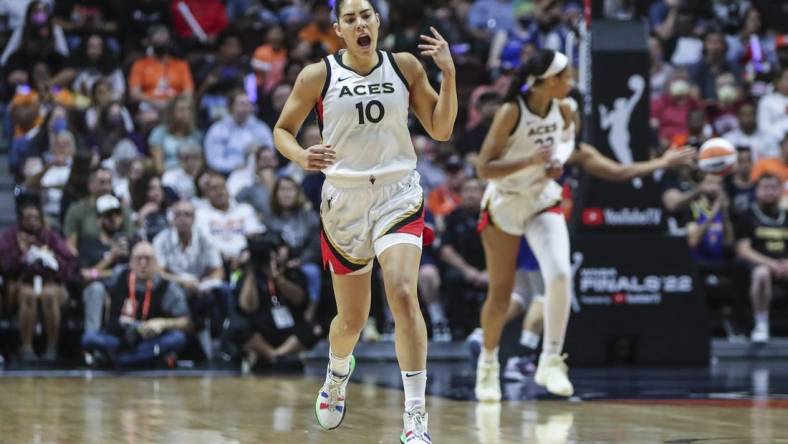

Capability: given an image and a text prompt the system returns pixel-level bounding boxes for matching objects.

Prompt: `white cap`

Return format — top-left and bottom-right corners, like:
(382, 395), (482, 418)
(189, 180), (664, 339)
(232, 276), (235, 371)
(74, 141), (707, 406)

(96, 194), (121, 215)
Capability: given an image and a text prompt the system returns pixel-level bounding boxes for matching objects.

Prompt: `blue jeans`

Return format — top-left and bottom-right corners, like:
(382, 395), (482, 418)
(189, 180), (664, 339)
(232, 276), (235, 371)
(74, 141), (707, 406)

(82, 330), (187, 368)
(301, 263), (323, 303)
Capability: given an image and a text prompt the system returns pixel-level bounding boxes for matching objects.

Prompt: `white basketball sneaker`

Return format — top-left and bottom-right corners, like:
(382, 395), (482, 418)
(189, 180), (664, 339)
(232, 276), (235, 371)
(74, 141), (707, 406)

(475, 359), (502, 402)
(751, 324), (770, 343)
(400, 407), (432, 443)
(315, 356), (355, 430)
(534, 354), (574, 397)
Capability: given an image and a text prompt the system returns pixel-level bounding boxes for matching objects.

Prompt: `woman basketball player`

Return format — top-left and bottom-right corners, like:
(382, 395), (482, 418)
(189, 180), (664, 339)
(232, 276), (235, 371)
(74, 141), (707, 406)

(273, 0), (457, 441)
(474, 49), (696, 401)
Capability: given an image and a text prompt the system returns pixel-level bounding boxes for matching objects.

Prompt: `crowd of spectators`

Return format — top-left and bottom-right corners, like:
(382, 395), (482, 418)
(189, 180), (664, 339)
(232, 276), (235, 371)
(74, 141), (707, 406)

(0, 0), (786, 370)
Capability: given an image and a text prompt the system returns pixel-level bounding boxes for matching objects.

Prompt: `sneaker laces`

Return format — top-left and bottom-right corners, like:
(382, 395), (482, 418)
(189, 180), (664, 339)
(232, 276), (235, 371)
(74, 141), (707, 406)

(479, 362), (496, 385)
(325, 373), (346, 412)
(406, 410), (427, 437)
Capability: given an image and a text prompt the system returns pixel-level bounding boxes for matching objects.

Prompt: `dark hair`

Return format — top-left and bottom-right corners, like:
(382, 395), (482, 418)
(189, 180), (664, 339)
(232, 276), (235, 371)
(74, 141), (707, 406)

(75, 34), (118, 75)
(270, 176), (306, 215)
(333, 0), (376, 20)
(63, 149), (94, 200)
(504, 49), (562, 102)
(756, 172), (781, 186)
(130, 173), (164, 212)
(15, 190), (42, 221)
(22, 1), (54, 48)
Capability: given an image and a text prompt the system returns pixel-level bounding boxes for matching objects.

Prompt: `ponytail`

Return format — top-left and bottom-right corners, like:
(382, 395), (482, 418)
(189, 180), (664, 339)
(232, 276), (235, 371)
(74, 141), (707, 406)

(503, 49), (567, 102)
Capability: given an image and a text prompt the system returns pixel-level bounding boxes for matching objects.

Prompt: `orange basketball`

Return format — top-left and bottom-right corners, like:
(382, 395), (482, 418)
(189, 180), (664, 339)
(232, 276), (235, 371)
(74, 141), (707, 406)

(698, 137), (737, 175)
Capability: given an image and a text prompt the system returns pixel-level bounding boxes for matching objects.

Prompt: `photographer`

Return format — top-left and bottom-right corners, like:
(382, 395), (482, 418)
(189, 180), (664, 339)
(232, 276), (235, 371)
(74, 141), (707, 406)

(224, 232), (321, 368)
(0, 200), (75, 363)
(82, 241), (191, 368)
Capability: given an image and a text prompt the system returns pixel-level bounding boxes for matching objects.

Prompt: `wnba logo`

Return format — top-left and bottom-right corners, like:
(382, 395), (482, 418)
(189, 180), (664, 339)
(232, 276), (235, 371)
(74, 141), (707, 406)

(598, 75), (645, 189)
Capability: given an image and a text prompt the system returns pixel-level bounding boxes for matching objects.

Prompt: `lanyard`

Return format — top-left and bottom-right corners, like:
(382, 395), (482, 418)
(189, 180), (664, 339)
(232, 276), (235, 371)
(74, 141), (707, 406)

(267, 276), (280, 306)
(128, 272), (153, 321)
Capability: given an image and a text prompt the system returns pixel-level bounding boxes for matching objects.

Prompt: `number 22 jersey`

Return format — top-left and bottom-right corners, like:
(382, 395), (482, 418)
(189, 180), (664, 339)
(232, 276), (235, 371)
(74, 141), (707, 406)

(316, 50), (416, 185)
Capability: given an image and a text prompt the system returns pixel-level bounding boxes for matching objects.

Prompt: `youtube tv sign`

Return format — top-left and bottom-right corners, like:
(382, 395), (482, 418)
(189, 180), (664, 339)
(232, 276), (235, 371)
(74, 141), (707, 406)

(580, 207), (663, 229)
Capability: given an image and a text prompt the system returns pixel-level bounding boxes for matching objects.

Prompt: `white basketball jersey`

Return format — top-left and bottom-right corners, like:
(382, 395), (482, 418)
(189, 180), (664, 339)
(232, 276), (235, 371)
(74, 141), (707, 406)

(492, 96), (574, 197)
(316, 50), (415, 184)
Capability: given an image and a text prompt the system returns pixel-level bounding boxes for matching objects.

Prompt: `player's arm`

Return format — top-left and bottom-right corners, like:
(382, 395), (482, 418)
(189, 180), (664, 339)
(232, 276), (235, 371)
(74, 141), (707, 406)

(397, 27), (457, 141)
(273, 62), (335, 171)
(569, 143), (696, 182)
(476, 103), (550, 179)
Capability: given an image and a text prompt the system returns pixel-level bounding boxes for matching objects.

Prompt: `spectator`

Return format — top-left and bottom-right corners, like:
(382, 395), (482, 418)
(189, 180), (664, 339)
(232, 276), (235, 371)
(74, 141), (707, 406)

(53, 0), (122, 46)
(661, 162), (700, 235)
(84, 78), (134, 133)
(195, 173), (264, 268)
(459, 92), (499, 158)
(1, 1), (71, 90)
(225, 232), (320, 367)
(170, 0), (228, 46)
(728, 8), (778, 78)
(265, 176), (321, 319)
(23, 131), (75, 227)
(259, 82), (293, 131)
(724, 102), (780, 161)
(25, 104), (80, 168)
(466, 0), (517, 39)
(756, 67), (788, 142)
(82, 241), (191, 368)
(297, 2), (343, 55)
(64, 167), (133, 252)
(440, 177), (487, 334)
(751, 133), (788, 185)
(130, 173), (171, 241)
(128, 24), (194, 107)
(705, 72), (746, 136)
(0, 201), (74, 363)
(427, 155), (466, 228)
(726, 147), (756, 217)
(89, 102), (144, 160)
(162, 139), (203, 200)
(71, 33), (125, 100)
(0, 0), (54, 33)
(8, 90), (44, 178)
(79, 194), (132, 339)
(657, 5), (705, 67)
(651, 69), (702, 148)
(689, 28), (741, 100)
(102, 139), (142, 205)
(148, 94), (202, 173)
(252, 26), (287, 94)
(204, 91), (273, 175)
(123, 0), (171, 55)
(235, 147), (278, 217)
(59, 149), (94, 227)
(650, 33), (675, 100)
(687, 173), (735, 265)
(195, 30), (250, 124)
(735, 174), (788, 343)
(154, 200), (226, 340)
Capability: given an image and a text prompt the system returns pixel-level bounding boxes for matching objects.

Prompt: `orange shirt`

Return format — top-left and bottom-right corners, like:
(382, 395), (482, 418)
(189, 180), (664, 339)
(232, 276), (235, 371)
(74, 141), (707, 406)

(252, 45), (287, 93)
(751, 158), (788, 183)
(428, 185), (462, 217)
(128, 56), (194, 101)
(298, 23), (344, 54)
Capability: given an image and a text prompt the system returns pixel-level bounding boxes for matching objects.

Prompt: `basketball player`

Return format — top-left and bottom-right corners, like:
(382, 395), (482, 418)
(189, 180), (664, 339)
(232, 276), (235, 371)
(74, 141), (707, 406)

(273, 0), (457, 441)
(474, 48), (696, 401)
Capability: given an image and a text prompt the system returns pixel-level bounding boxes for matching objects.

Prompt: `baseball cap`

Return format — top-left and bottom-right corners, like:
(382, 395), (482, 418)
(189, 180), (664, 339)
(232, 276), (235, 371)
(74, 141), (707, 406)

(96, 194), (121, 216)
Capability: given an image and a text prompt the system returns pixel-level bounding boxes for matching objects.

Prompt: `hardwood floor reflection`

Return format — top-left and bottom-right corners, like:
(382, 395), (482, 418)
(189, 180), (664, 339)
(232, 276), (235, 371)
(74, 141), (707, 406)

(0, 377), (786, 443)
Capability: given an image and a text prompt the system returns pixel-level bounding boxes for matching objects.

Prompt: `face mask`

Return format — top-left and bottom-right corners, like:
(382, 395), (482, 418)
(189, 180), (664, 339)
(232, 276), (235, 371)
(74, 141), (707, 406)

(717, 84), (737, 104)
(152, 45), (168, 57)
(51, 117), (67, 133)
(670, 79), (690, 97)
(31, 12), (48, 25)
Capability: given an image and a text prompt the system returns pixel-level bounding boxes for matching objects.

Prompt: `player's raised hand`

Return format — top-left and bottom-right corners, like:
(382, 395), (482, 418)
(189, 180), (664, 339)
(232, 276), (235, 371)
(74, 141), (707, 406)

(300, 144), (335, 171)
(418, 27), (454, 74)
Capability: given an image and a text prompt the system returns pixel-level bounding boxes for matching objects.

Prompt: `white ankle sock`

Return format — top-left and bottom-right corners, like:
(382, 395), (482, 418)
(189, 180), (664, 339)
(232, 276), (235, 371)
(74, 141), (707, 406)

(520, 330), (541, 349)
(329, 349), (351, 377)
(428, 303), (447, 325)
(480, 347), (498, 364)
(402, 370), (427, 411)
(755, 312), (769, 327)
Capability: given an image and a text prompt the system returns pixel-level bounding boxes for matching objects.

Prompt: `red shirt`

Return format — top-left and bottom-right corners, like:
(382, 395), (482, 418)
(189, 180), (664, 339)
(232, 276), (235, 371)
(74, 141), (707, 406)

(171, 0), (228, 40)
(651, 94), (701, 145)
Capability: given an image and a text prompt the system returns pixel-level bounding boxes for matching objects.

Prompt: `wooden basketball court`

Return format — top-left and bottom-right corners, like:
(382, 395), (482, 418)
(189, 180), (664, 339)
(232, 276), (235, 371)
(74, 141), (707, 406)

(1, 375), (786, 443)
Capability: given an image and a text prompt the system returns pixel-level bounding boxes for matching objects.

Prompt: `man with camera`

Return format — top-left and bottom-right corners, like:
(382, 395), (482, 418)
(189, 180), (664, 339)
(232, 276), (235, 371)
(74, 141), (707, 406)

(82, 241), (191, 368)
(224, 231), (321, 369)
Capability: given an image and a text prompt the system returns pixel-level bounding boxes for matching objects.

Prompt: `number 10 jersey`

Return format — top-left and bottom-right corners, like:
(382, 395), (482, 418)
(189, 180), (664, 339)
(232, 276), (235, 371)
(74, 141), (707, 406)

(316, 50), (416, 186)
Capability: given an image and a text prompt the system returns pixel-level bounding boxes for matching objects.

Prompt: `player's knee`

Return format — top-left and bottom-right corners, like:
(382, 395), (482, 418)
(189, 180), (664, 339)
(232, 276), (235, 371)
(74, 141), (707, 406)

(752, 265), (771, 283)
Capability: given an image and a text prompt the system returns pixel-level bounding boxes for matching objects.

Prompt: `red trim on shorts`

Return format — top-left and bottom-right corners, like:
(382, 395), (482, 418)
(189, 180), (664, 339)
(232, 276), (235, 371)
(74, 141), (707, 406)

(422, 224), (435, 247)
(320, 230), (360, 275)
(543, 203), (562, 215)
(477, 210), (492, 233)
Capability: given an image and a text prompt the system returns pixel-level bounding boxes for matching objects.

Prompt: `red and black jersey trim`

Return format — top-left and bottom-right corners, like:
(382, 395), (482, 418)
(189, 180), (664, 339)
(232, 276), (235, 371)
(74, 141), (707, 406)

(320, 225), (369, 275)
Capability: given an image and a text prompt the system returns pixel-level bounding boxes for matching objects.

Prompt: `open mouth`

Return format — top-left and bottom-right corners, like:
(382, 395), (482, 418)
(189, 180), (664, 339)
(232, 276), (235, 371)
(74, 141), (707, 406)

(357, 35), (372, 48)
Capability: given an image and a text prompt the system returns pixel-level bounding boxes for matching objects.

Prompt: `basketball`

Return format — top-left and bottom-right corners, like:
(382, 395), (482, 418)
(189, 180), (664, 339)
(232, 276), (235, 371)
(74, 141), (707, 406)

(698, 137), (737, 175)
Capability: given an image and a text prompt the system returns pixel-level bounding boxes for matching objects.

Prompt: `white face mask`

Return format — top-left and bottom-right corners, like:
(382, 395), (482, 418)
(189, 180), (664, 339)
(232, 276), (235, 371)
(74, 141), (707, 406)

(717, 84), (737, 104)
(670, 79), (690, 97)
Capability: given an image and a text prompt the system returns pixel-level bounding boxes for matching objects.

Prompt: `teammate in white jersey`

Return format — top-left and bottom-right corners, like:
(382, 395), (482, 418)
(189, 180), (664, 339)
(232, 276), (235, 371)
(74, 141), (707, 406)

(273, 0), (457, 441)
(474, 49), (576, 401)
